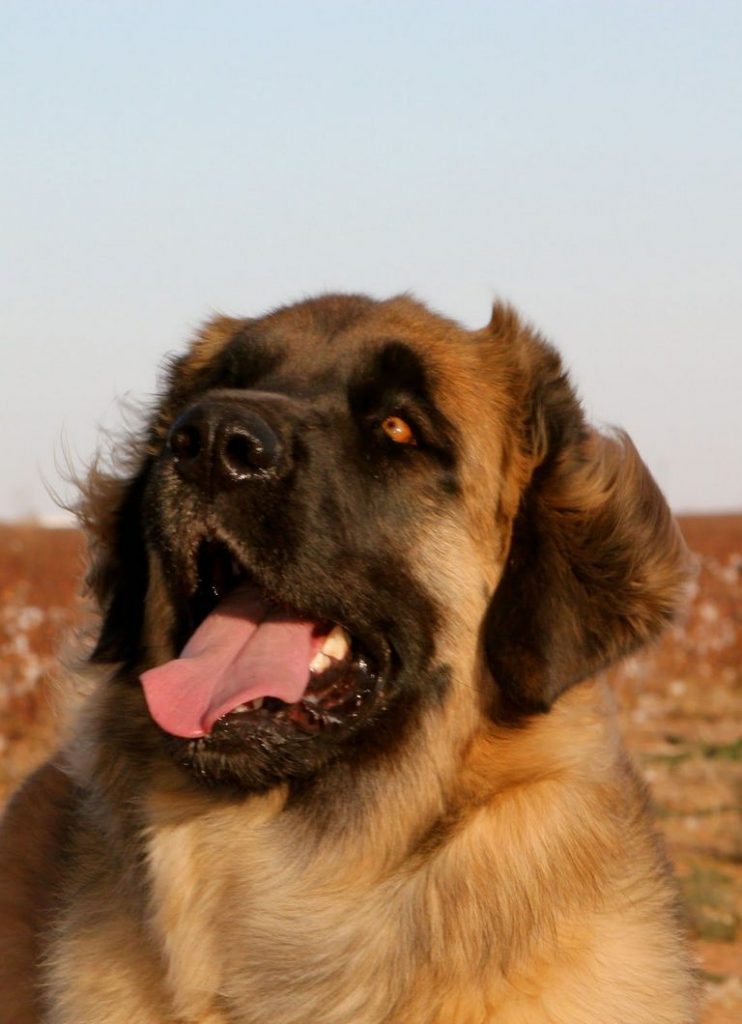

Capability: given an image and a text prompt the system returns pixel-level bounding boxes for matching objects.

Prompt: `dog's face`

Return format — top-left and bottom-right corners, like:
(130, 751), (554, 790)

(82, 294), (688, 793)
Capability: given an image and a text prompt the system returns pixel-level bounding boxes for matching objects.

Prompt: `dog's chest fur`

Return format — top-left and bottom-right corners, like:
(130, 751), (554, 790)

(142, 772), (471, 1024)
(40, 684), (697, 1024)
(134, 691), (695, 1024)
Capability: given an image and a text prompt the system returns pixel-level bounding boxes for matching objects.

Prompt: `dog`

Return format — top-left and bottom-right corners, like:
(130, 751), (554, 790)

(0, 293), (698, 1023)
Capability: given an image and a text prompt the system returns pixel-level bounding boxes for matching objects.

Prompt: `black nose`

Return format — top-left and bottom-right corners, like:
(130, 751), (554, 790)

(167, 401), (283, 492)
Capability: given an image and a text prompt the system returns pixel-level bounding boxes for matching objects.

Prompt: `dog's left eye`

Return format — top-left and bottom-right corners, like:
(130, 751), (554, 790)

(381, 415), (417, 446)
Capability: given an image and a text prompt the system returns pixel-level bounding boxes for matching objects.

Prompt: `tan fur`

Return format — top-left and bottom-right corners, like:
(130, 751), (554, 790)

(0, 764), (74, 1024)
(0, 294), (698, 1023)
(182, 317), (243, 376)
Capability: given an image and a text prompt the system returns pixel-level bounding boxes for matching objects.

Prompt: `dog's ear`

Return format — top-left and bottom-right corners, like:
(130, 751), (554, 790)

(484, 305), (690, 713)
(75, 318), (240, 670)
(76, 459), (151, 668)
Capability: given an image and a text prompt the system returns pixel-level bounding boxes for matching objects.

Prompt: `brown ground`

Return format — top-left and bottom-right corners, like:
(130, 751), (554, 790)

(1, 517), (740, 1022)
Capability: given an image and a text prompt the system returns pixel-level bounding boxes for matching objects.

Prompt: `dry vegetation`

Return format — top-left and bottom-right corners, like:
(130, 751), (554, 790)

(1, 517), (740, 1023)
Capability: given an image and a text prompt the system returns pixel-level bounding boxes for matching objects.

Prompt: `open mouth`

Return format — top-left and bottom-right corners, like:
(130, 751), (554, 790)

(140, 538), (385, 739)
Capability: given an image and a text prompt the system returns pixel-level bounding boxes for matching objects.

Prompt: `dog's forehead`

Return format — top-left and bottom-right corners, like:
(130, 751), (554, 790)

(217, 294), (480, 405)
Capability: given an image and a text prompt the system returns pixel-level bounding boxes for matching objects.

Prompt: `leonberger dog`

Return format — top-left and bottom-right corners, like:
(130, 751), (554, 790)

(0, 293), (698, 1023)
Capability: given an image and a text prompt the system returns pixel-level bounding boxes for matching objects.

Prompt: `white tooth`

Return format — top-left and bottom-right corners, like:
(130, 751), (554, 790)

(321, 625), (350, 662)
(309, 651), (332, 674)
(232, 697), (263, 713)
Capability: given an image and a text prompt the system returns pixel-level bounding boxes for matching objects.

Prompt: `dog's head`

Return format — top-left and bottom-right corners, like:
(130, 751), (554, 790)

(79, 294), (689, 791)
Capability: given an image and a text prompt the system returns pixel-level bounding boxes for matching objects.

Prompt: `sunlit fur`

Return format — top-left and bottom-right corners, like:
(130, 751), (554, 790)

(0, 294), (698, 1023)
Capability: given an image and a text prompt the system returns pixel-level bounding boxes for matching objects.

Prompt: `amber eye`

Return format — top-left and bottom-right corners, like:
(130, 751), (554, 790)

(381, 415), (417, 446)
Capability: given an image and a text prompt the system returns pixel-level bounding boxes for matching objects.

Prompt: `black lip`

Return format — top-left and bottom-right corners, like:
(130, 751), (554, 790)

(206, 654), (384, 738)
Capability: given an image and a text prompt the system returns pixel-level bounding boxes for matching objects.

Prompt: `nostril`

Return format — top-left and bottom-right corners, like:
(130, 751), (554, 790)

(225, 432), (261, 472)
(222, 426), (279, 476)
(169, 423), (202, 460)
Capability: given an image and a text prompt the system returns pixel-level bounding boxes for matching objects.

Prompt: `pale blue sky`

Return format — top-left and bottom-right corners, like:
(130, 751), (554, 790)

(2, 0), (740, 518)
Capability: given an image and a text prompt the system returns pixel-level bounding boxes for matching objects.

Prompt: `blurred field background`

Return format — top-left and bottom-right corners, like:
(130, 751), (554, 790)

(1, 517), (739, 1023)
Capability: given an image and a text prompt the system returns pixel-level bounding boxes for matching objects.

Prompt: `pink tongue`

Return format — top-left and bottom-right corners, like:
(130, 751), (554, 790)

(140, 586), (317, 738)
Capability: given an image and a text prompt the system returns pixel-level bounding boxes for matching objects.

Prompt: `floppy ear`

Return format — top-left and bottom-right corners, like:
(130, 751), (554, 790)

(76, 460), (151, 668)
(485, 308), (690, 714)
